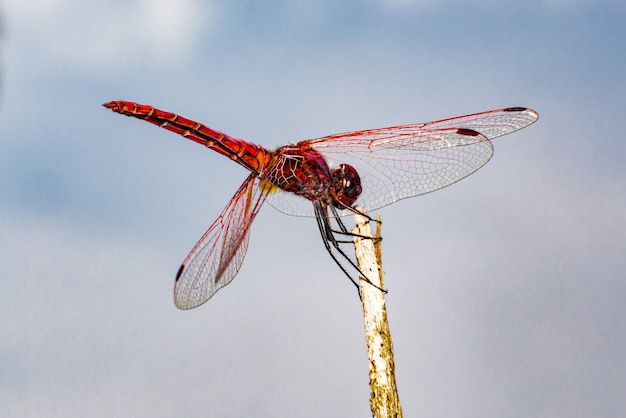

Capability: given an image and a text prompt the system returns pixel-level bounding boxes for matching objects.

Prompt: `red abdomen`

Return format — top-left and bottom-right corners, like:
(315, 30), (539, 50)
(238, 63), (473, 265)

(104, 100), (271, 173)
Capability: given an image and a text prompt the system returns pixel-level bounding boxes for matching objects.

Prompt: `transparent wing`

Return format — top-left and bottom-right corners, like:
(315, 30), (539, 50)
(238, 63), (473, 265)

(266, 107), (538, 217)
(174, 173), (269, 309)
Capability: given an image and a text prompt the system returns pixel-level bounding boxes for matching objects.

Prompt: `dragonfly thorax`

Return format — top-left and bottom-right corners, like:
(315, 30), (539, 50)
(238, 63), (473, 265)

(265, 146), (362, 209)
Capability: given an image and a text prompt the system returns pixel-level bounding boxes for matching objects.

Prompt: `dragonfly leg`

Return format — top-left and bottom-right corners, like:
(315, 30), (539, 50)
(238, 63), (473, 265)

(340, 203), (380, 224)
(314, 203), (387, 295)
(328, 205), (383, 244)
(314, 204), (360, 289)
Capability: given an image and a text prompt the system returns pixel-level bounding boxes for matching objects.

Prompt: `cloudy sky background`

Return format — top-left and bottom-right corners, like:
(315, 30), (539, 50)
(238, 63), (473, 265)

(1, 1), (624, 417)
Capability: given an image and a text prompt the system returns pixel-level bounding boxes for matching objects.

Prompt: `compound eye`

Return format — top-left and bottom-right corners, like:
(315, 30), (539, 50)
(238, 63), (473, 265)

(332, 164), (362, 207)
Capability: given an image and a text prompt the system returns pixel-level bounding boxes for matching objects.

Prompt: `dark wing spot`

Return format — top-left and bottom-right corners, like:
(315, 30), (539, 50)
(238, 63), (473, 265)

(504, 107), (528, 112)
(456, 128), (481, 137)
(175, 264), (185, 282)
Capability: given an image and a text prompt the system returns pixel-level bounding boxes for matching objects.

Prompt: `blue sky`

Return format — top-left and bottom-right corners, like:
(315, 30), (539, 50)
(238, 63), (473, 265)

(1, 1), (625, 417)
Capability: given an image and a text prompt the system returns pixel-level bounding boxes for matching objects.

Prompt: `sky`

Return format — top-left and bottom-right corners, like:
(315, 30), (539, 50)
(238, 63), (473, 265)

(1, 1), (625, 417)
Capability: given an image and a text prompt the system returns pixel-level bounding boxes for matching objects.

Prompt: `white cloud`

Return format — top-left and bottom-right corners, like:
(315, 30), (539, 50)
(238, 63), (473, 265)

(4, 0), (216, 74)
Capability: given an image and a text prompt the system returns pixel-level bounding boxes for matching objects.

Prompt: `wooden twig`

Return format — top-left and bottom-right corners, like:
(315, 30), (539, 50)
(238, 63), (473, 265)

(353, 208), (403, 418)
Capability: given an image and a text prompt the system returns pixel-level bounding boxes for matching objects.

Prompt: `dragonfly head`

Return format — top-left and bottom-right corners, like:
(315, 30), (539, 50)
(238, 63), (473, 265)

(331, 164), (362, 208)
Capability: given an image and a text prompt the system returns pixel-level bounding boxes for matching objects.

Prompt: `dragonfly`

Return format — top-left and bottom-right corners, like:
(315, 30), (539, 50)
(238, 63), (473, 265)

(104, 100), (538, 309)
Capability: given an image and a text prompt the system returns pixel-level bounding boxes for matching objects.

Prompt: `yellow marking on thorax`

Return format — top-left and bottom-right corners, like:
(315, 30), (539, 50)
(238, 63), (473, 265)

(259, 179), (280, 194)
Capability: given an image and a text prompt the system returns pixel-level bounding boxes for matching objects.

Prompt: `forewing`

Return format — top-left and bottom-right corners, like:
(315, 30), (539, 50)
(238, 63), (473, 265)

(302, 107), (538, 214)
(174, 173), (269, 309)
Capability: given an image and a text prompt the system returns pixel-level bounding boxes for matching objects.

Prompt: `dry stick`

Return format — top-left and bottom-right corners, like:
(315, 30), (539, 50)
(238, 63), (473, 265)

(353, 208), (403, 418)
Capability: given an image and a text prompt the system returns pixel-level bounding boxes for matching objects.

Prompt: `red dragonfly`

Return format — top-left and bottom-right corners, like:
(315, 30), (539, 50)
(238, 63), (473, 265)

(104, 100), (538, 309)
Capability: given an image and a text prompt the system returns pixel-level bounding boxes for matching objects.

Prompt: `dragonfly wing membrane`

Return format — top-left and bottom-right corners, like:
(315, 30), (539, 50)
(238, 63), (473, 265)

(306, 107), (537, 213)
(174, 174), (268, 309)
(419, 107), (539, 139)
